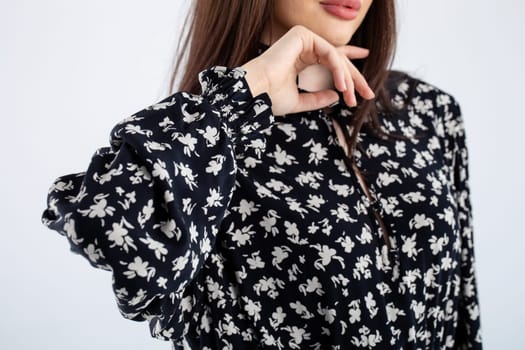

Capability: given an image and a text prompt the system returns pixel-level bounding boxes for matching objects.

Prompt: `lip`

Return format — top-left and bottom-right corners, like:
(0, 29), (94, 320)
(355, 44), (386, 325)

(319, 0), (361, 20)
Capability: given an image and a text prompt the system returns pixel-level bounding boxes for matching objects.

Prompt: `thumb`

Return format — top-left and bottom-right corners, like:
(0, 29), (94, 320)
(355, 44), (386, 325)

(292, 89), (339, 114)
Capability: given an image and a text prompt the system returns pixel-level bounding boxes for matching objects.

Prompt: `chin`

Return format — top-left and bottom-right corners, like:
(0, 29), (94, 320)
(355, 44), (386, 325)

(333, 36), (355, 46)
(322, 30), (356, 46)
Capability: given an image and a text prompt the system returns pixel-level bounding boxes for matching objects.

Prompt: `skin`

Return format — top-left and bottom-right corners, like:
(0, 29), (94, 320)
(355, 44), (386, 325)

(261, 0), (373, 92)
(241, 0), (375, 116)
(258, 0), (376, 205)
(261, 0), (374, 47)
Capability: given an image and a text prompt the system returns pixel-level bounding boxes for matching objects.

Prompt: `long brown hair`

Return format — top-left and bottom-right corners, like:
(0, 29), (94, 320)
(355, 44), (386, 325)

(169, 0), (401, 162)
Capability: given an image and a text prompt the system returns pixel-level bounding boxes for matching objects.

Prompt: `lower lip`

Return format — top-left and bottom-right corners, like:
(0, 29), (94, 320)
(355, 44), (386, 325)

(320, 3), (358, 20)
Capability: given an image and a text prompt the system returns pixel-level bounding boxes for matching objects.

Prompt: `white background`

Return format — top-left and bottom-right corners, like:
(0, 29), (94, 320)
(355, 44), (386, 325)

(1, 1), (523, 349)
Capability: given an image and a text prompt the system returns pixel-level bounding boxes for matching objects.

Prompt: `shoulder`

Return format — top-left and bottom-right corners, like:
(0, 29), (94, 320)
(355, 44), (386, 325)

(385, 70), (466, 142)
(382, 71), (469, 173)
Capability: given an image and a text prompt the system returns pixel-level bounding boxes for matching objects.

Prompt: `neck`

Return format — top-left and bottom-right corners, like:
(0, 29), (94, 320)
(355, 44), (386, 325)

(297, 64), (335, 92)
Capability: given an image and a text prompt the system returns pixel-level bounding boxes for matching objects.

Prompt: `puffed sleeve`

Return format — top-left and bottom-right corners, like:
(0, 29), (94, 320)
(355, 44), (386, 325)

(445, 99), (483, 349)
(41, 65), (273, 340)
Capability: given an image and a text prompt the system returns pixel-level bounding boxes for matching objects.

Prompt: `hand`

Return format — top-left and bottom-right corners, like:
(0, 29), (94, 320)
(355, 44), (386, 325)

(241, 25), (375, 116)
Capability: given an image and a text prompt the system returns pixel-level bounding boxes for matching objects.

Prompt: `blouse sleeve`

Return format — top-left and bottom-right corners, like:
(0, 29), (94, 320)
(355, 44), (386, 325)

(445, 99), (483, 349)
(41, 65), (274, 340)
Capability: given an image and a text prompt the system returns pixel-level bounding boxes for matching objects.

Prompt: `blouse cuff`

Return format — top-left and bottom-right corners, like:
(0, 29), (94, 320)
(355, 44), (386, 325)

(198, 65), (274, 145)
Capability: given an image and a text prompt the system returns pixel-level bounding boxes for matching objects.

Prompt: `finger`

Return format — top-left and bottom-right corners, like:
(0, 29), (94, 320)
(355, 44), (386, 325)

(317, 50), (346, 93)
(308, 34), (347, 92)
(346, 60), (375, 100)
(337, 45), (370, 60)
(296, 27), (350, 94)
(341, 56), (357, 107)
(293, 89), (339, 114)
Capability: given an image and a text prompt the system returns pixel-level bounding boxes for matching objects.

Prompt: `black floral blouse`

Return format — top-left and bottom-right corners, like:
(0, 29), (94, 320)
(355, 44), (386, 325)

(42, 42), (482, 349)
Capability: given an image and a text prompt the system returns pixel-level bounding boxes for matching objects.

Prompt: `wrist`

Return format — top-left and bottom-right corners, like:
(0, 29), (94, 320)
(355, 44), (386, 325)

(240, 60), (270, 99)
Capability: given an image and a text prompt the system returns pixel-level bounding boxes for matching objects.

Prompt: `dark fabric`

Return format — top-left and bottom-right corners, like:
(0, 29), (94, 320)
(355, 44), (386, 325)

(42, 44), (482, 349)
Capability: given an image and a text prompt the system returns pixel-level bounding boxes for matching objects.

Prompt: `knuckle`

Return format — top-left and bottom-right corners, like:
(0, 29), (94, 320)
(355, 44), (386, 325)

(290, 24), (308, 35)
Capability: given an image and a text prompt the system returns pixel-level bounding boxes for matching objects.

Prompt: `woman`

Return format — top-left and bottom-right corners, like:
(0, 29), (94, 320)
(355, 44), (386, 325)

(42, 0), (482, 349)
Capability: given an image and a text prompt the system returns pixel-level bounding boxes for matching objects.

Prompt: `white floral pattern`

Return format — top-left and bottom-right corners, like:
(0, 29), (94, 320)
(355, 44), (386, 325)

(42, 44), (482, 349)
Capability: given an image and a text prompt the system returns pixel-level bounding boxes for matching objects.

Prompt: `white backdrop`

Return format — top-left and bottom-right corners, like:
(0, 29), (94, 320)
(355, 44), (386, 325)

(1, 1), (523, 349)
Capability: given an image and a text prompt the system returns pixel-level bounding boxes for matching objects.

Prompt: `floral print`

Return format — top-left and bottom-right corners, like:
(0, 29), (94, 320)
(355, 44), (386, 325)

(41, 43), (482, 349)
